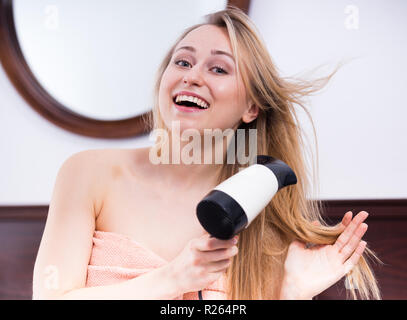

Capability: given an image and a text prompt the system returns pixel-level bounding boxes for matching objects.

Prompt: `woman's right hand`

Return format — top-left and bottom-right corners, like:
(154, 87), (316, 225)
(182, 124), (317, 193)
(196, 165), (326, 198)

(166, 233), (239, 294)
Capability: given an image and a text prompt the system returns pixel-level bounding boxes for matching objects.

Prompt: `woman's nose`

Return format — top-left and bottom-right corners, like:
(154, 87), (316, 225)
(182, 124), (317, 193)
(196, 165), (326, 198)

(183, 67), (204, 86)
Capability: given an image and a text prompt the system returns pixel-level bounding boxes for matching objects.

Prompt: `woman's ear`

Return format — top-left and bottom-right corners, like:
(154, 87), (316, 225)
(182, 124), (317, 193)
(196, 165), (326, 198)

(242, 102), (259, 124)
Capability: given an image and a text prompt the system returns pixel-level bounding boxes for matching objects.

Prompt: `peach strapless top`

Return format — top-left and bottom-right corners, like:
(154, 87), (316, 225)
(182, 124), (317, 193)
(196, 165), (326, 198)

(85, 230), (227, 300)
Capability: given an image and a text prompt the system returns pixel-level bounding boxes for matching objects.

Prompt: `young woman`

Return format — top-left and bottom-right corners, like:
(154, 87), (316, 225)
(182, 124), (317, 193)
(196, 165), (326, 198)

(33, 6), (380, 300)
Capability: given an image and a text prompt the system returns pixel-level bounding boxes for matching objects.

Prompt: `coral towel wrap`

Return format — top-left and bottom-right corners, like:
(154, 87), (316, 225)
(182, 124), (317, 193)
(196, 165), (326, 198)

(86, 231), (227, 300)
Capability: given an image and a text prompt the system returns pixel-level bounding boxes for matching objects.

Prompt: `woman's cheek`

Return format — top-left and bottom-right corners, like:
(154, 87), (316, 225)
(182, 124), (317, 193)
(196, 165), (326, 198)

(212, 113), (236, 131)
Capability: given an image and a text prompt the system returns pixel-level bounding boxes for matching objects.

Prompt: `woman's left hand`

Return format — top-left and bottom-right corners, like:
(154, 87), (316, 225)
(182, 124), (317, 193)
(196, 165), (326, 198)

(280, 211), (369, 300)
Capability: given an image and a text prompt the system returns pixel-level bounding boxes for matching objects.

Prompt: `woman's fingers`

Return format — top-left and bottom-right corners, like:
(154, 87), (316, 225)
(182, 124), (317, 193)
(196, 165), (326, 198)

(343, 240), (367, 273)
(334, 211), (369, 251)
(341, 211), (353, 228)
(194, 235), (236, 251)
(203, 246), (238, 262)
(207, 258), (232, 272)
(339, 222), (368, 263)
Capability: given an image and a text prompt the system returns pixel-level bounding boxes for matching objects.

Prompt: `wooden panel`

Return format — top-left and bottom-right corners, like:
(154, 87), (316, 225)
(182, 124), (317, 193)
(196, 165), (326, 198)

(0, 200), (406, 300)
(0, 207), (46, 300)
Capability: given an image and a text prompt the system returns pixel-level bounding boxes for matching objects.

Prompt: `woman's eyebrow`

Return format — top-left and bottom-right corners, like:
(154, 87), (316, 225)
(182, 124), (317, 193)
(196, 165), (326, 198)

(174, 46), (235, 63)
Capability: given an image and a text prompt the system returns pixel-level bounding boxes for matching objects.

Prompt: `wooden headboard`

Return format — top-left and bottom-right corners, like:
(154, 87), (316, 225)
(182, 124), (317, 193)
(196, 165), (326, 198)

(0, 200), (406, 299)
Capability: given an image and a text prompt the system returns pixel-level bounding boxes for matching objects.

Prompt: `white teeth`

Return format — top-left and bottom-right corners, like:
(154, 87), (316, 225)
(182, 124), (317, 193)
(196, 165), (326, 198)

(175, 94), (209, 109)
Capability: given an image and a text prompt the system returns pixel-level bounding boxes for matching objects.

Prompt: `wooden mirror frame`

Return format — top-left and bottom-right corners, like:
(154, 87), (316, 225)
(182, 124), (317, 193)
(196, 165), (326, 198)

(0, 0), (251, 138)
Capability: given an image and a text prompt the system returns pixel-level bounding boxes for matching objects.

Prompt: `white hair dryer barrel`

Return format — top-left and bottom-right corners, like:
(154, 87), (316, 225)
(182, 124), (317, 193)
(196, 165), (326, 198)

(196, 155), (297, 240)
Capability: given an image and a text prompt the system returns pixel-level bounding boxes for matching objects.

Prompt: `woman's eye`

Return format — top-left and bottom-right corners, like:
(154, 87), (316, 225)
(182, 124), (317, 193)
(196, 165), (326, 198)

(175, 59), (191, 67)
(211, 66), (227, 74)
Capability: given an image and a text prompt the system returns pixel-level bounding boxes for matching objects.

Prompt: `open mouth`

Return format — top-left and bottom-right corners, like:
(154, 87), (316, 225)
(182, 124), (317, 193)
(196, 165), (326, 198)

(172, 95), (210, 110)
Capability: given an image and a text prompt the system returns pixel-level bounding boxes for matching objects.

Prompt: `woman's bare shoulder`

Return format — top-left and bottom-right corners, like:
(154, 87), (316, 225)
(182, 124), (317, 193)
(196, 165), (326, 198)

(62, 148), (121, 174)
(68, 147), (151, 179)
(64, 148), (150, 213)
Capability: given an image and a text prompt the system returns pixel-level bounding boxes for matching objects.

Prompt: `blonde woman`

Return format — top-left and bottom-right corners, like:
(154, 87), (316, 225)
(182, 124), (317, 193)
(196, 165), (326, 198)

(33, 6), (380, 300)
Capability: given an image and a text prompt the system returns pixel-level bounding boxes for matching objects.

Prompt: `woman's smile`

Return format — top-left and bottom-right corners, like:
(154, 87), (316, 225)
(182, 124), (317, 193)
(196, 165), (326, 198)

(174, 103), (209, 113)
(172, 90), (211, 113)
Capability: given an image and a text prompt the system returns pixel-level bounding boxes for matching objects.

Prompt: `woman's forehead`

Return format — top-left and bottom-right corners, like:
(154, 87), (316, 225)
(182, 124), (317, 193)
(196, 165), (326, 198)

(175, 25), (233, 55)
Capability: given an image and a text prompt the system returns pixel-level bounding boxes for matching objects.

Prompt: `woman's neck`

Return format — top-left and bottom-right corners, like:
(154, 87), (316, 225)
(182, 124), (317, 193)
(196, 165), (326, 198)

(147, 131), (229, 192)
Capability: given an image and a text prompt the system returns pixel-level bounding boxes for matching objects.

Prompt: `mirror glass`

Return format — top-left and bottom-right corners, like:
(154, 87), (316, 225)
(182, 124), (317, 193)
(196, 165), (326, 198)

(13, 0), (227, 120)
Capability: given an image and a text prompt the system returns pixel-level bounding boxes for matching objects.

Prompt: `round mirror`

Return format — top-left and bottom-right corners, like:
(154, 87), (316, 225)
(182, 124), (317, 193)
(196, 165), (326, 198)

(0, 0), (250, 138)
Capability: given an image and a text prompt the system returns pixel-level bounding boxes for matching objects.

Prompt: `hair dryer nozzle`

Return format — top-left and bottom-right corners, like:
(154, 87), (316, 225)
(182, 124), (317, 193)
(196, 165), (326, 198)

(196, 190), (248, 240)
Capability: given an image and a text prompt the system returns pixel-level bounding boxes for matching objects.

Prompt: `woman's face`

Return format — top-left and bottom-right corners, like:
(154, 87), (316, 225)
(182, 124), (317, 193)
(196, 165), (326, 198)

(158, 25), (258, 134)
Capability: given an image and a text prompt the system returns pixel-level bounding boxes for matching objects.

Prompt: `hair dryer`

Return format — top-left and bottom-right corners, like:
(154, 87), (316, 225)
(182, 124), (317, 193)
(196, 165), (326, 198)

(196, 155), (297, 240)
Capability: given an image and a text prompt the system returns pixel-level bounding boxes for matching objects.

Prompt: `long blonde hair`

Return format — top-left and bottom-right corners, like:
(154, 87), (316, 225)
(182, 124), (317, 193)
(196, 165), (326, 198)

(144, 6), (381, 299)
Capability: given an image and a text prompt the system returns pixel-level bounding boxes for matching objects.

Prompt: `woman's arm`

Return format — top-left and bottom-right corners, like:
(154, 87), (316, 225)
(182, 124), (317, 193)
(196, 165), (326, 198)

(58, 265), (180, 300)
(32, 150), (181, 300)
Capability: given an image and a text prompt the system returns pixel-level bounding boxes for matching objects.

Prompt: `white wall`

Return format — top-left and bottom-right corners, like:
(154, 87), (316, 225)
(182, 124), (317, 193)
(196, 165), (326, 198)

(1, 1), (406, 205)
(250, 0), (407, 199)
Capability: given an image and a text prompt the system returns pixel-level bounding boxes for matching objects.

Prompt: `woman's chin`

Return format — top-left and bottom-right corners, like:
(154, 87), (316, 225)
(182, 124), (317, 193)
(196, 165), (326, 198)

(164, 118), (203, 132)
